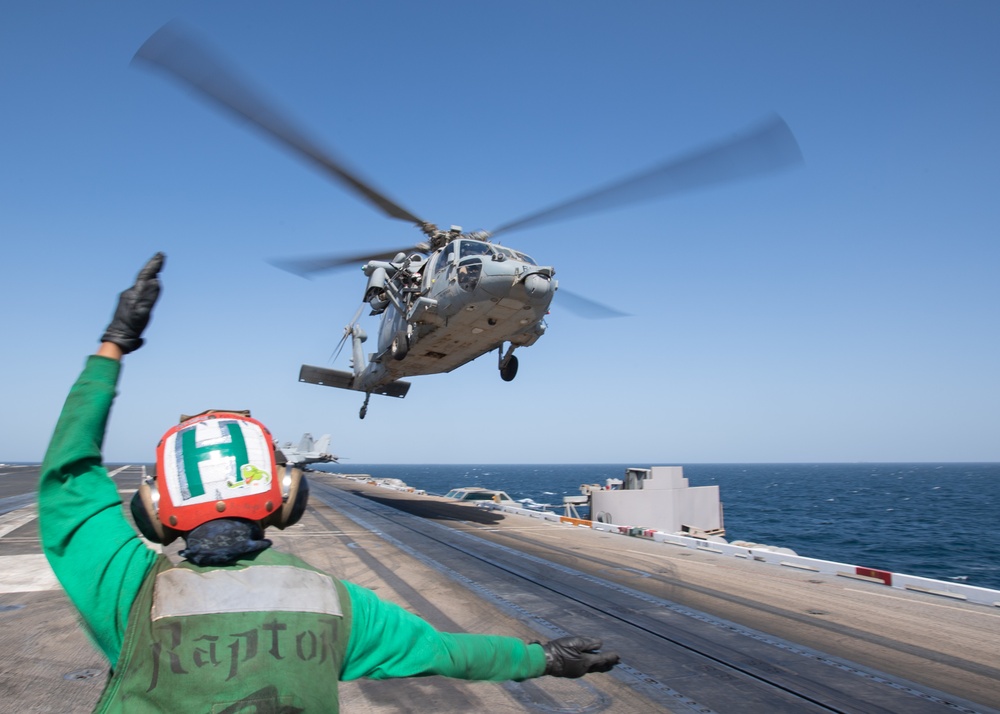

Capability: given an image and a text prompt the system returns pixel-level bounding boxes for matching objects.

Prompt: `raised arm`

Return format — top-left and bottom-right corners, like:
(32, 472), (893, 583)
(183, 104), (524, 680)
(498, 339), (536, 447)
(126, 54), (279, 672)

(39, 253), (165, 664)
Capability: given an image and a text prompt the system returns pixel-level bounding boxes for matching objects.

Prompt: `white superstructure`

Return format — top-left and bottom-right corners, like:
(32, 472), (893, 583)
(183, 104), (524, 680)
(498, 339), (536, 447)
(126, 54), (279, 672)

(587, 466), (724, 536)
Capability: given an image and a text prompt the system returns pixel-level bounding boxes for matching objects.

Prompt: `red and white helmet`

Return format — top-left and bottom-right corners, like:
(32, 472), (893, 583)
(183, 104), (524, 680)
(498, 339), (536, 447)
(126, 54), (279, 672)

(130, 410), (298, 545)
(153, 410), (283, 532)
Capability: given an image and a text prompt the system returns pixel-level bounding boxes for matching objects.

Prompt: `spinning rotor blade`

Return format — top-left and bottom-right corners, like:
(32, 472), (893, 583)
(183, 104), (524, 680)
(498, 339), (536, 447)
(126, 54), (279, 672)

(491, 115), (802, 238)
(269, 246), (418, 277)
(330, 303), (366, 365)
(329, 331), (350, 366)
(555, 289), (630, 319)
(133, 22), (426, 226)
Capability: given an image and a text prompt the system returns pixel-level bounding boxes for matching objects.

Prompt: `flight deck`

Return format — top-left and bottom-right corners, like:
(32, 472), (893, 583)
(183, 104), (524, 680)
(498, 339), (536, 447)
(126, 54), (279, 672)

(2, 464), (999, 713)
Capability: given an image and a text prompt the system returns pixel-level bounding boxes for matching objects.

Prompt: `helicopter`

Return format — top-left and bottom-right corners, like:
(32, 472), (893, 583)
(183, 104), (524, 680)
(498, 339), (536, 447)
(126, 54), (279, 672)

(134, 24), (803, 419)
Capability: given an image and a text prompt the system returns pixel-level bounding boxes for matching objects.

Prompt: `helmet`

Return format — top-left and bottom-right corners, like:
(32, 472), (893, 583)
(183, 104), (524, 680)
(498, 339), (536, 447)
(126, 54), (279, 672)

(130, 410), (309, 545)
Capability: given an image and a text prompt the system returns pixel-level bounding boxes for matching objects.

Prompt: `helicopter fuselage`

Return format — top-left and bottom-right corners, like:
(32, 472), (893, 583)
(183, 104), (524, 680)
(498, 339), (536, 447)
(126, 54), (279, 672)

(353, 237), (555, 391)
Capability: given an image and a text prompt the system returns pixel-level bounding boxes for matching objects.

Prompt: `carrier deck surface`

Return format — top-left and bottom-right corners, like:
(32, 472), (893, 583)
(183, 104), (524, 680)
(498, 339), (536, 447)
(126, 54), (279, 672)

(2, 465), (999, 713)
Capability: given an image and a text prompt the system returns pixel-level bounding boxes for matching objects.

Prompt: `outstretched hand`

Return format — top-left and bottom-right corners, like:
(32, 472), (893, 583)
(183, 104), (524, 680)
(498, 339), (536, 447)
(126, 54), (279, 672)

(101, 252), (165, 354)
(541, 636), (619, 678)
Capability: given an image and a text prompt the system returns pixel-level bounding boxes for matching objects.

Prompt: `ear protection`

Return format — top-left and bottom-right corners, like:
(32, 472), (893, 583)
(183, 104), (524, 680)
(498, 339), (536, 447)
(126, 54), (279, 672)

(131, 475), (176, 544)
(130, 411), (310, 544)
(263, 464), (310, 531)
(130, 466), (309, 545)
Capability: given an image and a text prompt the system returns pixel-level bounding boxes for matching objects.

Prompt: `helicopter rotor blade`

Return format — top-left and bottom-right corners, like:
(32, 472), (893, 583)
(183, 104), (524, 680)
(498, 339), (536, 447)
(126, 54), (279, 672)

(330, 303), (366, 364)
(491, 115), (802, 238)
(132, 22), (427, 227)
(554, 288), (630, 319)
(329, 331), (350, 366)
(268, 246), (420, 277)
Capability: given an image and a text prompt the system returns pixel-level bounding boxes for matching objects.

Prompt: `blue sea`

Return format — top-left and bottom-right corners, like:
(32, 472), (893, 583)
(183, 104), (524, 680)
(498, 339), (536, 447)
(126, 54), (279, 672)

(313, 463), (1000, 591)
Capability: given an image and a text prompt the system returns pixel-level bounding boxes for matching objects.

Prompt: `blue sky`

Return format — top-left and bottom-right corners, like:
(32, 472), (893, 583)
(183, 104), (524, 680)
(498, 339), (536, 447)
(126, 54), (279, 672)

(2, 2), (998, 464)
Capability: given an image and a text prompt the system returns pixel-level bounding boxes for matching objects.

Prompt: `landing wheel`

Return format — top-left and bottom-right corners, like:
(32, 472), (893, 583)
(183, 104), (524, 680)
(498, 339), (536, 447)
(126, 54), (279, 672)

(500, 354), (519, 382)
(390, 330), (409, 361)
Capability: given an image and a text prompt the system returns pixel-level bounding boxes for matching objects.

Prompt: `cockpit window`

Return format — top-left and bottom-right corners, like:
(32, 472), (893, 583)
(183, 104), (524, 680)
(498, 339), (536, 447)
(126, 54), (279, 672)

(459, 240), (493, 259)
(497, 247), (537, 265)
(435, 242), (455, 274)
(457, 259), (482, 291)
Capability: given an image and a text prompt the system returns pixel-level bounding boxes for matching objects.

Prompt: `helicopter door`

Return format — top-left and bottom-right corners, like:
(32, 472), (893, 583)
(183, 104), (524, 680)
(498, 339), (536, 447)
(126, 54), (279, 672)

(433, 242), (455, 280)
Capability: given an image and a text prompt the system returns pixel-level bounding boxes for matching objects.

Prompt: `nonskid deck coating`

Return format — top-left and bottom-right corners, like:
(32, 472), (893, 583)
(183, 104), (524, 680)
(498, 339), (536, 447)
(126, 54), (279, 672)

(1, 465), (999, 713)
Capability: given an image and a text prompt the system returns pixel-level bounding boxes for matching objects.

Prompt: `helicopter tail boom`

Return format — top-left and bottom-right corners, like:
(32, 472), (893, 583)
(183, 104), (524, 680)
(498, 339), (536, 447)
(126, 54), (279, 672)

(298, 364), (411, 398)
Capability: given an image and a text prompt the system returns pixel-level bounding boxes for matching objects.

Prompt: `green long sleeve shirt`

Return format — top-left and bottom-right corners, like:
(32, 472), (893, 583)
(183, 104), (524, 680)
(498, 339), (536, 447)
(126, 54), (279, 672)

(39, 355), (546, 682)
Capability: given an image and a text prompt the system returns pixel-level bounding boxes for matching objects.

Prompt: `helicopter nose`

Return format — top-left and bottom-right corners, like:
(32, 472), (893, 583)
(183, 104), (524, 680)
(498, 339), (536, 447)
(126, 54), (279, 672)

(522, 272), (554, 305)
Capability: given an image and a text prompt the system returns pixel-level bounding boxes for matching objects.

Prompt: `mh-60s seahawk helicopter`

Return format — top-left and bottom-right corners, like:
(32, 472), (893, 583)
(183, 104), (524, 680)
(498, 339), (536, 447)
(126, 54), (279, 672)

(135, 24), (803, 418)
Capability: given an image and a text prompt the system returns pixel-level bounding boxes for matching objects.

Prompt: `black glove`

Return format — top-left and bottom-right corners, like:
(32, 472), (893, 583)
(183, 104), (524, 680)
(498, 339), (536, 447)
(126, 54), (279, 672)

(100, 252), (165, 353)
(540, 636), (619, 678)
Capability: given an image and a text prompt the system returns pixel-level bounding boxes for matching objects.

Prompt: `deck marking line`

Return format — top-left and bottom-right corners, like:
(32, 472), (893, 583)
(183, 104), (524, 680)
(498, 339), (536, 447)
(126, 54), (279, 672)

(0, 554), (60, 593)
(0, 506), (38, 538)
(844, 587), (1000, 618)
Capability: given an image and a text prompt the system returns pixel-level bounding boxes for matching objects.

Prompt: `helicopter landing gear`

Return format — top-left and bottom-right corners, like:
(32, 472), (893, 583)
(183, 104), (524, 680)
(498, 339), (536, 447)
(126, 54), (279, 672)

(499, 344), (519, 382)
(501, 355), (518, 382)
(390, 327), (410, 361)
(360, 392), (371, 419)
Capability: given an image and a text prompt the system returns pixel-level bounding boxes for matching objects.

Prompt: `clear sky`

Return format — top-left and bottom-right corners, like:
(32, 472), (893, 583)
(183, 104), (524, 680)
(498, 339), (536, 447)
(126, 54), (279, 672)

(2, 2), (998, 464)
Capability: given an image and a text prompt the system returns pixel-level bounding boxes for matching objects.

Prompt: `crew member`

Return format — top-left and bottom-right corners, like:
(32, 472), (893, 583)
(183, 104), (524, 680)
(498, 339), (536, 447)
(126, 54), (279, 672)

(39, 253), (619, 712)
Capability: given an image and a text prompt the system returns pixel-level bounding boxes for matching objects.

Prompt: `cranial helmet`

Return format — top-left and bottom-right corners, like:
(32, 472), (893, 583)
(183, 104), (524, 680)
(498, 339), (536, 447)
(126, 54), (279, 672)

(130, 410), (309, 545)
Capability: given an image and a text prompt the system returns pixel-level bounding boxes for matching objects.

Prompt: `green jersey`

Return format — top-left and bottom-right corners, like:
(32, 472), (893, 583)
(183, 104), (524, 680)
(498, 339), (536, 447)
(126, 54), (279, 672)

(39, 355), (545, 709)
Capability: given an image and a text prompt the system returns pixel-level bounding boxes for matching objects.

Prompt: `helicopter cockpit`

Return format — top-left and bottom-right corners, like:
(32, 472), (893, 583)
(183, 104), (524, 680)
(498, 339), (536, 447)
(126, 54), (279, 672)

(459, 240), (493, 259)
(433, 239), (538, 274)
(453, 240), (489, 291)
(495, 246), (537, 265)
(458, 240), (538, 265)
(446, 239), (541, 292)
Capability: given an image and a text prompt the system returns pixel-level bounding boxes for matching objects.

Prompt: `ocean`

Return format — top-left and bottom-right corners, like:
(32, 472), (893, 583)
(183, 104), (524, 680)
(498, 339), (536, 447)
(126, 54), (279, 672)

(313, 462), (1000, 591)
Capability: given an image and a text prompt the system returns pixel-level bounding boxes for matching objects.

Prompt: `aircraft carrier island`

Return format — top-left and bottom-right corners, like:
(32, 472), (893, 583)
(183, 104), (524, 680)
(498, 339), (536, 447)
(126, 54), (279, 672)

(2, 464), (999, 713)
